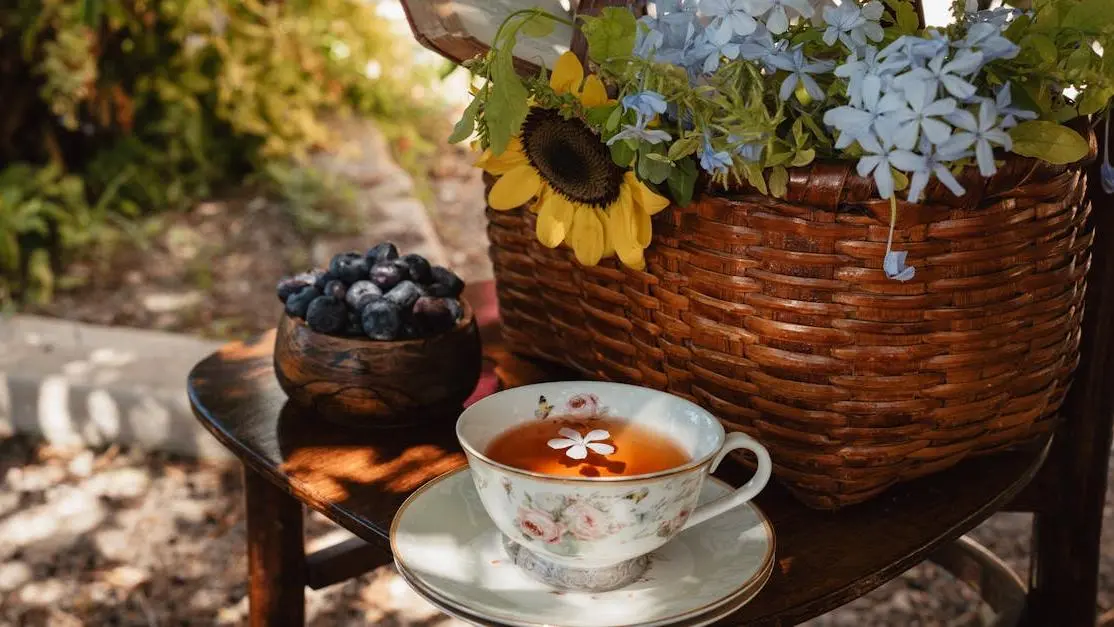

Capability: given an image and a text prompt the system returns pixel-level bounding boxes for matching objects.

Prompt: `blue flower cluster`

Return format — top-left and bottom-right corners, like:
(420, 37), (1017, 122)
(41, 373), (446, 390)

(629, 1), (1040, 281)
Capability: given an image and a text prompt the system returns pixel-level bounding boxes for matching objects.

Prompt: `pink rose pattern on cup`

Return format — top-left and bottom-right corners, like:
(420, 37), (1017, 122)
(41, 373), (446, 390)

(509, 474), (702, 551)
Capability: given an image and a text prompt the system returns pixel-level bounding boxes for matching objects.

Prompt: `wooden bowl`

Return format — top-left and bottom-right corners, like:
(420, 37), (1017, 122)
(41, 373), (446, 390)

(273, 299), (481, 427)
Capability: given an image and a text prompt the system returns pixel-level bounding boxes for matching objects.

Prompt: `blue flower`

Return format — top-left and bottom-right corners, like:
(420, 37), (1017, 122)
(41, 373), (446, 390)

(699, 135), (733, 174)
(855, 137), (923, 200)
(634, 10), (700, 66)
(882, 80), (957, 149)
(835, 45), (908, 108)
(879, 32), (949, 68)
(941, 101), (1012, 177)
(904, 137), (967, 204)
(701, 0), (759, 46)
(883, 250), (916, 281)
(896, 49), (983, 101)
(737, 26), (789, 73)
(607, 116), (673, 146)
(955, 22), (1020, 62)
(692, 31), (741, 74)
(622, 91), (669, 119)
(768, 44), (835, 102)
(745, 0), (813, 35)
(824, 74), (905, 150)
(728, 134), (765, 162)
(821, 0), (885, 49)
(994, 83), (1038, 129)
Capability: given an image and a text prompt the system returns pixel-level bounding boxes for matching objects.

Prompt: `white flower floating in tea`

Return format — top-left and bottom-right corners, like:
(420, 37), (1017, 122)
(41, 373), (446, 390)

(546, 428), (616, 460)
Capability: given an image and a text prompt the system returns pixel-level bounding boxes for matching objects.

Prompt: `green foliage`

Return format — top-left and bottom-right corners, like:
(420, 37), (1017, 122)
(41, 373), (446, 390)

(1, 0), (439, 303)
(1008, 120), (1091, 163)
(579, 8), (637, 63)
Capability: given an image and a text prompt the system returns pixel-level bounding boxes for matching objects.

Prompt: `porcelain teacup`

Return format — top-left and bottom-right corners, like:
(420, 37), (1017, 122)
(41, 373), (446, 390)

(456, 381), (772, 591)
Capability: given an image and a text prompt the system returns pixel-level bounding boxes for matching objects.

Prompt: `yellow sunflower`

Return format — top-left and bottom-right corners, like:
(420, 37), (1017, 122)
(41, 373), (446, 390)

(476, 52), (670, 270)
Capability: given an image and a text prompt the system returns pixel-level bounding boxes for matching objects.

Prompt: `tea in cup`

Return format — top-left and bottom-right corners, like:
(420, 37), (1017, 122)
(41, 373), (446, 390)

(456, 381), (772, 591)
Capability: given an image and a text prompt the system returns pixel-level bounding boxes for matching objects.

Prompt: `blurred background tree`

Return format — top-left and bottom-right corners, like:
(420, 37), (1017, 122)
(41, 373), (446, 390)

(0, 0), (446, 304)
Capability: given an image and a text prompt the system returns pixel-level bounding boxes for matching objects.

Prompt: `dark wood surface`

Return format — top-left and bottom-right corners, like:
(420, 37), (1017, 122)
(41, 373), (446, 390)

(189, 283), (1051, 625)
(243, 468), (306, 627)
(272, 303), (481, 427)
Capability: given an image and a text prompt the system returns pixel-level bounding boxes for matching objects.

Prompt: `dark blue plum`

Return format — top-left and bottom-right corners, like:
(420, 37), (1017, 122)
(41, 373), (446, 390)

(398, 253), (433, 284)
(427, 266), (465, 298)
(276, 272), (316, 303)
(324, 280), (347, 301)
(345, 280), (382, 311)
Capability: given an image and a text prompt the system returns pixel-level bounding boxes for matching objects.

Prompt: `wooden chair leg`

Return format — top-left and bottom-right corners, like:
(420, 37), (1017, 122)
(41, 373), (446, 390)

(1025, 144), (1114, 627)
(244, 466), (307, 627)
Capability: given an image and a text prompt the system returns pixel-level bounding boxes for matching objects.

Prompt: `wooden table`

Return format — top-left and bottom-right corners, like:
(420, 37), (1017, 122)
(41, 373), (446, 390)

(189, 282), (1055, 627)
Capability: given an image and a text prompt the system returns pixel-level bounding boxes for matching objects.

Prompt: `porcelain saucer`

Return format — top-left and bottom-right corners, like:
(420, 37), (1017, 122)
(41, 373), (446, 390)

(396, 559), (769, 627)
(390, 467), (775, 627)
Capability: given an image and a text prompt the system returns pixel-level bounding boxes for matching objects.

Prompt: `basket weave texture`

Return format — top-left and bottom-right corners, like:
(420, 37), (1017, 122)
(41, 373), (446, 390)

(486, 153), (1094, 509)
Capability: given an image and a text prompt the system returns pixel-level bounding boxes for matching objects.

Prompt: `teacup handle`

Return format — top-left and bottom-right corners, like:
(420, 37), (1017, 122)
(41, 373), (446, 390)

(681, 432), (772, 531)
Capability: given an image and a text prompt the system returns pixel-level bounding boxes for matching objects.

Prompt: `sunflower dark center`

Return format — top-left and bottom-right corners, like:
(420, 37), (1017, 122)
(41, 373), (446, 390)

(522, 108), (624, 207)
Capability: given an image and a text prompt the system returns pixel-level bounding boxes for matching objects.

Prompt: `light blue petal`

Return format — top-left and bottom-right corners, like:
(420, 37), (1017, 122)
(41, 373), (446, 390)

(874, 165), (895, 199)
(824, 106), (872, 131)
(946, 109), (979, 133)
(892, 121), (920, 150)
(941, 75), (977, 101)
(975, 139), (997, 177)
(802, 75), (826, 101)
(921, 118), (953, 145)
(822, 27), (839, 47)
(779, 75), (798, 101)
(889, 150), (926, 172)
(907, 169), (929, 203)
(857, 154), (882, 176)
(933, 163), (968, 197)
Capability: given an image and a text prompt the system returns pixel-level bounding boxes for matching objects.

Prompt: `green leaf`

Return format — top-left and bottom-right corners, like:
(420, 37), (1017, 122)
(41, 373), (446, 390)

(610, 140), (636, 168)
(1022, 34), (1057, 67)
(486, 53), (529, 155)
(883, 0), (919, 34)
(638, 150), (672, 184)
(645, 152), (672, 163)
(448, 96), (480, 144)
(892, 169), (909, 192)
(1063, 0), (1114, 33)
(579, 8), (637, 63)
(1078, 87), (1112, 116)
(667, 136), (700, 160)
(790, 148), (815, 168)
(743, 162), (767, 195)
(520, 13), (555, 38)
(586, 103), (619, 129)
(768, 166), (789, 199)
(667, 158), (698, 207)
(1009, 121), (1090, 164)
(605, 105), (624, 132)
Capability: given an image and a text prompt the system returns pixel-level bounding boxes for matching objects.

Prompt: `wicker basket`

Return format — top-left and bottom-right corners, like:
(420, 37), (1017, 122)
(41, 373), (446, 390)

(486, 150), (1096, 509)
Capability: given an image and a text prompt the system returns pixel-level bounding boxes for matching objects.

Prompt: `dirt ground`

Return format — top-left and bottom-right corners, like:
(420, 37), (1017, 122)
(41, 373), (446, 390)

(1, 435), (1110, 627)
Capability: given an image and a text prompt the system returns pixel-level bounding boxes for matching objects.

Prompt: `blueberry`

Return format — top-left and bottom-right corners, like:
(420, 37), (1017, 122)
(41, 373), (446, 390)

(329, 252), (370, 285)
(276, 272), (316, 303)
(324, 280), (347, 301)
(413, 296), (456, 334)
(345, 280), (382, 310)
(428, 266), (465, 297)
(361, 300), (403, 340)
(445, 298), (464, 323)
(366, 242), (399, 265)
(370, 262), (404, 291)
(391, 258), (412, 282)
(313, 271), (338, 292)
(386, 280), (422, 309)
(398, 253), (433, 284)
(285, 286), (321, 319)
(305, 296), (348, 334)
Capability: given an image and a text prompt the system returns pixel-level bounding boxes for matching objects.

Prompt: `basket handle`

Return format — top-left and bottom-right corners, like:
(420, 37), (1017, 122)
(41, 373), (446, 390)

(569, 0), (644, 65)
